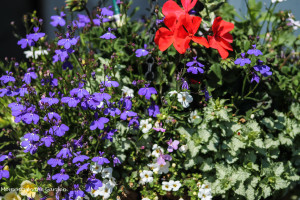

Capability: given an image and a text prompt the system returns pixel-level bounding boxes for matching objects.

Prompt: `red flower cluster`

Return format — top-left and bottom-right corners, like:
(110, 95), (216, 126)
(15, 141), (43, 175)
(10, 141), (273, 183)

(154, 0), (234, 59)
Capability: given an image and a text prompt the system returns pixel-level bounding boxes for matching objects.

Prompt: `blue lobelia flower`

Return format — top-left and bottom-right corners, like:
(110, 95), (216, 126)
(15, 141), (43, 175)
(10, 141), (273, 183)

(85, 175), (102, 192)
(138, 84), (157, 100)
(27, 27), (45, 42)
(100, 27), (117, 39)
(135, 44), (149, 57)
(76, 163), (90, 175)
(40, 92), (59, 107)
(49, 123), (69, 137)
(92, 151), (110, 165)
(17, 35), (35, 49)
(186, 56), (205, 74)
(234, 53), (251, 66)
(0, 71), (15, 84)
(148, 102), (160, 117)
(52, 169), (69, 183)
(69, 184), (85, 199)
(90, 115), (109, 131)
(47, 158), (64, 167)
(58, 33), (79, 50)
(50, 12), (66, 27)
(56, 145), (72, 159)
(72, 152), (90, 163)
(0, 166), (9, 180)
(253, 60), (272, 77)
(40, 135), (55, 147)
(247, 45), (263, 56)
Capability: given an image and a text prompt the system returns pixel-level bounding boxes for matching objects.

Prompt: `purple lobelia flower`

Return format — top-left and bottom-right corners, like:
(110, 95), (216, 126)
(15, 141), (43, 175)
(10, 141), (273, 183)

(93, 89), (111, 102)
(72, 151), (89, 163)
(253, 60), (272, 77)
(43, 111), (61, 122)
(128, 116), (139, 129)
(182, 79), (189, 90)
(62, 61), (73, 70)
(93, 14), (110, 26)
(53, 49), (71, 63)
(112, 155), (121, 167)
(75, 14), (90, 28)
(24, 130), (40, 142)
(0, 152), (12, 162)
(27, 27), (45, 42)
(69, 184), (85, 199)
(85, 175), (102, 192)
(22, 106), (39, 124)
(0, 166), (9, 180)
(49, 123), (69, 137)
(76, 163), (90, 174)
(101, 6), (114, 16)
(101, 128), (117, 142)
(23, 69), (37, 85)
(186, 57), (205, 74)
(120, 110), (137, 120)
(138, 84), (157, 100)
(56, 145), (72, 159)
(41, 73), (58, 87)
(167, 139), (180, 152)
(0, 71), (15, 84)
(52, 169), (69, 183)
(203, 88), (211, 102)
(247, 45), (263, 56)
(50, 12), (66, 27)
(90, 114), (109, 130)
(234, 53), (251, 66)
(47, 158), (64, 167)
(102, 76), (119, 87)
(21, 140), (39, 154)
(40, 92), (59, 106)
(16, 84), (28, 97)
(0, 86), (15, 97)
(100, 27), (117, 39)
(92, 151), (110, 165)
(70, 83), (89, 98)
(58, 33), (79, 50)
(73, 136), (84, 149)
(61, 95), (81, 107)
(119, 97), (132, 110)
(148, 102), (160, 117)
(17, 35), (35, 49)
(40, 135), (55, 147)
(104, 102), (121, 117)
(135, 44), (149, 57)
(251, 72), (260, 83)
(81, 95), (100, 110)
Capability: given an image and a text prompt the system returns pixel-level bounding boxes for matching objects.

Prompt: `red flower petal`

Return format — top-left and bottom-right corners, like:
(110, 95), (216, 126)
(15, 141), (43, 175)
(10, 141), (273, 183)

(192, 36), (209, 48)
(154, 28), (174, 52)
(162, 0), (184, 18)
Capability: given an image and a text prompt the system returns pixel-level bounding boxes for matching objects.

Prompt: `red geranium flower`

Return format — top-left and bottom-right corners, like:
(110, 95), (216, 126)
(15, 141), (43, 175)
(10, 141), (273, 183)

(175, 14), (209, 54)
(162, 0), (197, 18)
(207, 17), (234, 59)
(154, 14), (187, 54)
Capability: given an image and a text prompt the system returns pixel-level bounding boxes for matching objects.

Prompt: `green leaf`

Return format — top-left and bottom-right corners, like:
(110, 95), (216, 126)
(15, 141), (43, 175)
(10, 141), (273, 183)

(291, 103), (300, 120)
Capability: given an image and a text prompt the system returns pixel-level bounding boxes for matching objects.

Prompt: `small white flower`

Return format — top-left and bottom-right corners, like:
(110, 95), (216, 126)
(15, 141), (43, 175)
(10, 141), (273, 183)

(148, 161), (170, 174)
(169, 90), (178, 97)
(121, 86), (134, 98)
(271, 0), (286, 3)
(151, 145), (164, 158)
(189, 110), (200, 123)
(169, 180), (182, 191)
(198, 184), (212, 200)
(162, 181), (172, 191)
(98, 184), (113, 199)
(89, 188), (101, 197)
(139, 170), (153, 184)
(90, 162), (102, 174)
(142, 198), (151, 200)
(287, 13), (300, 30)
(145, 150), (152, 157)
(24, 46), (48, 59)
(177, 92), (193, 108)
(179, 145), (188, 153)
(101, 167), (113, 179)
(104, 177), (117, 188)
(139, 119), (152, 133)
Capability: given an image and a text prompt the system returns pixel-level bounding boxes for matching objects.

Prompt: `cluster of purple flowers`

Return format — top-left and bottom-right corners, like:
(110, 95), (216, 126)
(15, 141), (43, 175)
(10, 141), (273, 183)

(234, 45), (272, 83)
(0, 152), (12, 180)
(17, 27), (45, 49)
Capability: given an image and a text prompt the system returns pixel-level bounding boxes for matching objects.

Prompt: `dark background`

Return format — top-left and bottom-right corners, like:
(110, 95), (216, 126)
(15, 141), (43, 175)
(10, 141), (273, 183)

(0, 0), (298, 61)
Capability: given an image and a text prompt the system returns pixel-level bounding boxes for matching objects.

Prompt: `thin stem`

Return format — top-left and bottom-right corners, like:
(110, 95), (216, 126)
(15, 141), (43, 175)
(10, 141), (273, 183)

(84, 6), (95, 26)
(244, 82), (259, 98)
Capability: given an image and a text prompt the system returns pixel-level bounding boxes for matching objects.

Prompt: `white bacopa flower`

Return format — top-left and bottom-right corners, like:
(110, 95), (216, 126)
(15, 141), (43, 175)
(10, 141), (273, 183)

(169, 90), (178, 97)
(139, 119), (152, 133)
(198, 184), (212, 200)
(98, 184), (113, 199)
(148, 161), (170, 174)
(168, 180), (182, 191)
(104, 177), (117, 188)
(179, 145), (188, 153)
(271, 0), (287, 3)
(142, 198), (151, 200)
(101, 167), (113, 179)
(162, 181), (172, 191)
(145, 150), (152, 157)
(287, 13), (300, 30)
(97, 101), (104, 109)
(177, 92), (193, 108)
(151, 145), (164, 158)
(90, 162), (102, 174)
(139, 170), (153, 184)
(24, 46), (48, 59)
(121, 86), (134, 98)
(188, 110), (200, 123)
(89, 188), (101, 197)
